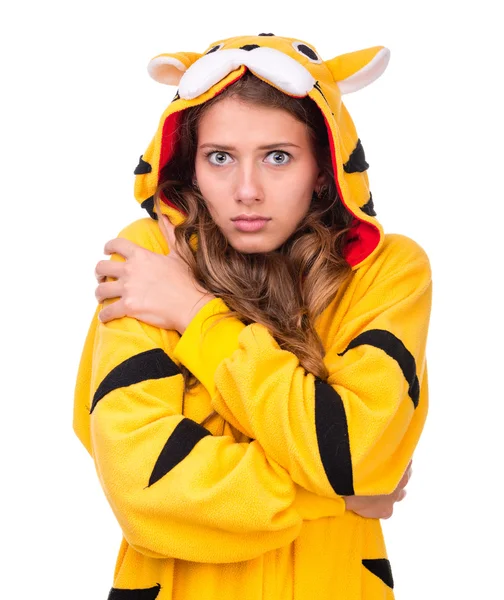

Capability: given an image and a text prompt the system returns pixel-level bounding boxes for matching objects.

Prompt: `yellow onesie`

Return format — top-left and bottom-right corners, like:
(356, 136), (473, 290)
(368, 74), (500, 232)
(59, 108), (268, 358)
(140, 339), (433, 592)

(73, 33), (432, 599)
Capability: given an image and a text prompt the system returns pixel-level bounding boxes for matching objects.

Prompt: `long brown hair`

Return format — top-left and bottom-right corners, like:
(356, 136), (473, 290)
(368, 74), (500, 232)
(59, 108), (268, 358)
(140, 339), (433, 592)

(154, 71), (354, 428)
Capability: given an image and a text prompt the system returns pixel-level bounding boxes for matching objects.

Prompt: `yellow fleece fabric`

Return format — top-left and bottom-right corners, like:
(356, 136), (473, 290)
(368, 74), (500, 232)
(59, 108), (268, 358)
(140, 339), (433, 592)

(73, 33), (432, 599)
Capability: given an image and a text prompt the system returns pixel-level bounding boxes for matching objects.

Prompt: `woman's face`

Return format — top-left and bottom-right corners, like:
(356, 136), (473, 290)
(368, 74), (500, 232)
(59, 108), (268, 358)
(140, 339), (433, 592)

(194, 96), (325, 253)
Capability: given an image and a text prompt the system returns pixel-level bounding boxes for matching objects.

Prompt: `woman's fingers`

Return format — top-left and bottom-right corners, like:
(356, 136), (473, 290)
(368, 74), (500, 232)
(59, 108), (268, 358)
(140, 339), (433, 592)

(104, 237), (139, 258)
(397, 471), (408, 490)
(346, 461), (414, 518)
(95, 281), (123, 303)
(98, 298), (127, 323)
(94, 259), (124, 282)
(396, 461), (413, 491)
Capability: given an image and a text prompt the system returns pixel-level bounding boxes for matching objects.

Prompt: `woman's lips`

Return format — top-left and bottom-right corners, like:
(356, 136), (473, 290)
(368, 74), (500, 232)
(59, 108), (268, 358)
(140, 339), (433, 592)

(232, 218), (270, 232)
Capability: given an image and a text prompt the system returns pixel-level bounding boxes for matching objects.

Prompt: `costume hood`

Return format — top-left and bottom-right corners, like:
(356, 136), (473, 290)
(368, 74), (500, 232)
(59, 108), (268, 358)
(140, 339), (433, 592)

(133, 33), (390, 270)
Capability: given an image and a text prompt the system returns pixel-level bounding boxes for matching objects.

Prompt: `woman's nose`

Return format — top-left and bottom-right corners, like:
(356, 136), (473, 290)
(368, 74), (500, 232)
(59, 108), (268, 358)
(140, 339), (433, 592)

(234, 164), (264, 205)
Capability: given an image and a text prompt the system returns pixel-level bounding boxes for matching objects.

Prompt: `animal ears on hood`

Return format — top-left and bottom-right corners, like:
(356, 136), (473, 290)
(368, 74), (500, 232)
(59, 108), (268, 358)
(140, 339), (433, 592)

(148, 52), (203, 85)
(147, 45), (390, 94)
(327, 46), (390, 94)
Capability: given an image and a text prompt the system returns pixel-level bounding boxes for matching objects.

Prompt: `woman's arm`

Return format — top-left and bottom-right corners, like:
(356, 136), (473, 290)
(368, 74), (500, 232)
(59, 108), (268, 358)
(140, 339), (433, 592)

(74, 219), (314, 565)
(344, 460), (411, 519)
(172, 234), (432, 499)
(90, 220), (413, 521)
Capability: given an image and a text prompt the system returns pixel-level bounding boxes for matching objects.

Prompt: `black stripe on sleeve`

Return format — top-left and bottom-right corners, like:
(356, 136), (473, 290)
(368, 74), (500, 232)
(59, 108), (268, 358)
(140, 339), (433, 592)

(314, 379), (355, 495)
(338, 329), (420, 408)
(108, 583), (161, 599)
(148, 418), (211, 487)
(90, 349), (180, 413)
(362, 559), (394, 589)
(343, 138), (369, 173)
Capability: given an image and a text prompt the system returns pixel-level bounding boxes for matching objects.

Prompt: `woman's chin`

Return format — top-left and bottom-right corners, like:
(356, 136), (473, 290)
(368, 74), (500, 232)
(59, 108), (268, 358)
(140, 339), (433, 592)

(228, 233), (283, 254)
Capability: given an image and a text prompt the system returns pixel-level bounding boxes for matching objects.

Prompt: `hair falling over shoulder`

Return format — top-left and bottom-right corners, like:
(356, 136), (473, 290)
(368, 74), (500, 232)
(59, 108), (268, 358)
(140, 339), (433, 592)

(154, 72), (355, 428)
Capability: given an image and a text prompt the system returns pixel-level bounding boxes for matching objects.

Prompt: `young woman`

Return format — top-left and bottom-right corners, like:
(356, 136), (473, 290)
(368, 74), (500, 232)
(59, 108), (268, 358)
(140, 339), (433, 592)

(73, 34), (431, 600)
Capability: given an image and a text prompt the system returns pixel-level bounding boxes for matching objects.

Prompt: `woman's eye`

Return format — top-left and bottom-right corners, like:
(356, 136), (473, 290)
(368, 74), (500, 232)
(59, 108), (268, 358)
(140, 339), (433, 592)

(207, 151), (231, 165)
(266, 151), (291, 165)
(206, 150), (291, 166)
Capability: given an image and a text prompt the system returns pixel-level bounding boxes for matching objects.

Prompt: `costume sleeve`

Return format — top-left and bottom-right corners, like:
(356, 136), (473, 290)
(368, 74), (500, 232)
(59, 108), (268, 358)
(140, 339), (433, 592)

(72, 219), (342, 565)
(172, 235), (432, 498)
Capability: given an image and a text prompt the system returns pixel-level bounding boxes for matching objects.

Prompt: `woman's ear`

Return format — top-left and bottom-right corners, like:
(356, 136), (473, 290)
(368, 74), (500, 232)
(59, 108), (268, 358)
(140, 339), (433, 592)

(315, 171), (328, 193)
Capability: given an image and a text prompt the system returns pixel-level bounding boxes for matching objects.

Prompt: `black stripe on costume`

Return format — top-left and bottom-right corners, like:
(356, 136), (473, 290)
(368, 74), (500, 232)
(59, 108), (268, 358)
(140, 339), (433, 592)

(148, 419), (211, 487)
(108, 583), (161, 599)
(134, 155), (152, 175)
(362, 559), (394, 589)
(141, 196), (158, 220)
(338, 329), (420, 408)
(90, 349), (180, 413)
(360, 193), (377, 216)
(314, 379), (355, 495)
(343, 139), (369, 173)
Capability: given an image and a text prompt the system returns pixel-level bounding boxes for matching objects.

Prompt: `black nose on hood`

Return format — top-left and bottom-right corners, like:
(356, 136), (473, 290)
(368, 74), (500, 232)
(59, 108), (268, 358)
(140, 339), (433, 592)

(240, 44), (260, 51)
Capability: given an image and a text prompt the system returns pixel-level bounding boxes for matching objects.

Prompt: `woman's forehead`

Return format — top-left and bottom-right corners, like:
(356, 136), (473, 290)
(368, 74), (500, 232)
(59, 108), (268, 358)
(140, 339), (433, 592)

(197, 97), (311, 144)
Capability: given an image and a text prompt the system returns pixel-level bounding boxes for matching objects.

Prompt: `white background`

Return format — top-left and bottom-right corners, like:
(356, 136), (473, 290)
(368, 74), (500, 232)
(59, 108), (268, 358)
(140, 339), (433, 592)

(2, 1), (502, 598)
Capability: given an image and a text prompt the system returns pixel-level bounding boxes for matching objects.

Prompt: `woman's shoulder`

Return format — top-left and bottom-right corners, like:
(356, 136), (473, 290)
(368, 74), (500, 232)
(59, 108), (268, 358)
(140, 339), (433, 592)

(116, 217), (168, 255)
(369, 232), (431, 276)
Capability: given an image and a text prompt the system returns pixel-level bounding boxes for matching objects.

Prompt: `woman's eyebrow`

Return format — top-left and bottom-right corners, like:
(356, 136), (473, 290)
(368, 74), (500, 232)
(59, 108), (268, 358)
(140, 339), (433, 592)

(199, 142), (301, 150)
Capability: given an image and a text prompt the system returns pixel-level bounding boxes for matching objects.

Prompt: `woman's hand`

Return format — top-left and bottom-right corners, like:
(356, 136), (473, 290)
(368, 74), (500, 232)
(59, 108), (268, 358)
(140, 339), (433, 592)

(94, 216), (215, 333)
(343, 460), (412, 519)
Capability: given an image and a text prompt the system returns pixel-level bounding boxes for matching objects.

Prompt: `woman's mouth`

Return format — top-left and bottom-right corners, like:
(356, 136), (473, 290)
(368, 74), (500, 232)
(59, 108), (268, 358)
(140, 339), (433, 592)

(232, 217), (271, 233)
